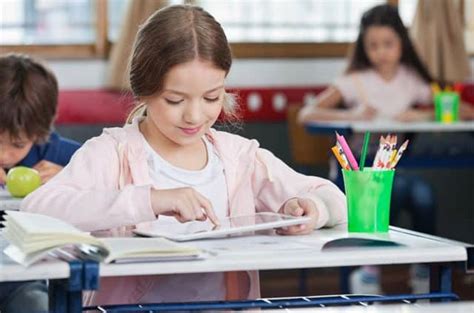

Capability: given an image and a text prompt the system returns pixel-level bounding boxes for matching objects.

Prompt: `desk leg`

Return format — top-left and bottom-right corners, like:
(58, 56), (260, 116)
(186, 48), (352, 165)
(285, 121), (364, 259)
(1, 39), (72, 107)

(438, 265), (452, 294)
(49, 279), (67, 313)
(298, 269), (308, 295)
(49, 260), (83, 313)
(339, 267), (351, 294)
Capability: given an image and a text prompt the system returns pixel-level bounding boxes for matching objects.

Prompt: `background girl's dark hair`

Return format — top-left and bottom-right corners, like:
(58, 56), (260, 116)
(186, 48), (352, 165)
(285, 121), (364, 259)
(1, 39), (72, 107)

(127, 5), (238, 123)
(0, 54), (58, 142)
(346, 4), (432, 83)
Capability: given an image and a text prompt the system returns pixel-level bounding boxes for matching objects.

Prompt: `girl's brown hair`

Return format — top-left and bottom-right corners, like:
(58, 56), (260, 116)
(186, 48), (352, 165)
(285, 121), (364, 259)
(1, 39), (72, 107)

(0, 54), (58, 142)
(346, 4), (432, 83)
(126, 5), (237, 123)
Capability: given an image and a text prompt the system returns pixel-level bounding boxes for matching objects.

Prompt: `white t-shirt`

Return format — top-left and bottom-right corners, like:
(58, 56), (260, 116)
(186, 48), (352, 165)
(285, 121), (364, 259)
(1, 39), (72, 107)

(334, 65), (432, 120)
(141, 135), (228, 302)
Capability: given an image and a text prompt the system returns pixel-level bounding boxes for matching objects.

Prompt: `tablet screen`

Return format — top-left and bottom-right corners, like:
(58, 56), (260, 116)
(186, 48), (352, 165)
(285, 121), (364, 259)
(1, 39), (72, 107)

(134, 212), (310, 241)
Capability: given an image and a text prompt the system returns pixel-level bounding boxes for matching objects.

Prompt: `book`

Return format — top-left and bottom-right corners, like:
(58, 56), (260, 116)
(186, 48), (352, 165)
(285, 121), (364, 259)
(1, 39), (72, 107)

(2, 211), (203, 267)
(134, 212), (311, 241)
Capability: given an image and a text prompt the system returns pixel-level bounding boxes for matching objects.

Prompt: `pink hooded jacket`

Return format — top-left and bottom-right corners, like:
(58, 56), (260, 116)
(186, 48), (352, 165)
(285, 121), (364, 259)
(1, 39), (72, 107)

(22, 118), (347, 306)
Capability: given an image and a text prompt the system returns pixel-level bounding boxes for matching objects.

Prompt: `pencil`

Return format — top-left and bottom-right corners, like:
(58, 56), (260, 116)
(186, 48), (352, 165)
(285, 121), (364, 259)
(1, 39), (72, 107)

(391, 140), (409, 168)
(359, 131), (370, 171)
(331, 146), (350, 170)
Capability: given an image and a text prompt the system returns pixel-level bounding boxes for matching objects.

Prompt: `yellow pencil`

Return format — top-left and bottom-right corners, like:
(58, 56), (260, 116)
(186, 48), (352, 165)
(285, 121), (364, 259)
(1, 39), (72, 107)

(331, 146), (350, 170)
(389, 149), (398, 164)
(431, 83), (441, 94)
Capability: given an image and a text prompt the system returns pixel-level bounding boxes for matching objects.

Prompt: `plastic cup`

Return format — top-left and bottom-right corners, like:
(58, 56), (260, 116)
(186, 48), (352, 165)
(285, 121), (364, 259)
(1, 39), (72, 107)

(434, 92), (459, 123)
(342, 168), (395, 233)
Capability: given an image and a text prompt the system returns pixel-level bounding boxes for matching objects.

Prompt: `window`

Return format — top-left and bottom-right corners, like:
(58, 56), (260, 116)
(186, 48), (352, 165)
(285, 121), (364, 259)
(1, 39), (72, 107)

(0, 0), (471, 58)
(1, 0), (96, 45)
(197, 0), (384, 43)
(0, 0), (128, 57)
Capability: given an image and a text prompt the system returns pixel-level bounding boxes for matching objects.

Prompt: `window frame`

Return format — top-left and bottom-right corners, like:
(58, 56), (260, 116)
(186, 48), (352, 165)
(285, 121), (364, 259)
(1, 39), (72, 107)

(0, 0), (471, 59)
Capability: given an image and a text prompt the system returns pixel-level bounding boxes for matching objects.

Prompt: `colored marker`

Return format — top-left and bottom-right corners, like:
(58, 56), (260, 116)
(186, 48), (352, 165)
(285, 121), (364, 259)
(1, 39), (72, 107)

(335, 132), (359, 170)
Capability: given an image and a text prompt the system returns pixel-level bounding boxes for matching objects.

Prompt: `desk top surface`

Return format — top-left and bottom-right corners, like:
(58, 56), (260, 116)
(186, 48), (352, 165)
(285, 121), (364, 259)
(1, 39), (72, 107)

(0, 226), (469, 281)
(97, 226), (469, 277)
(305, 120), (474, 133)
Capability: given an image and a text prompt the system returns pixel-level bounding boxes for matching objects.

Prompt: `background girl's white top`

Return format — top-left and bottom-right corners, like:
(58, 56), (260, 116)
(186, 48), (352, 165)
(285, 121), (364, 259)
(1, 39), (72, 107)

(334, 65), (432, 119)
(142, 134), (227, 302)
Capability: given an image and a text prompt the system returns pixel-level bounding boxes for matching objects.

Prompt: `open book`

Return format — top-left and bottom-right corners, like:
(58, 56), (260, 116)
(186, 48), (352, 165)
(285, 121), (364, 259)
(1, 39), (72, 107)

(2, 211), (203, 267)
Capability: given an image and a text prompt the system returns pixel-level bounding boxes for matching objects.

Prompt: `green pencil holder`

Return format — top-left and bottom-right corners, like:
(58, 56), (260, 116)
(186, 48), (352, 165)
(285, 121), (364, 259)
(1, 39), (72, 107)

(342, 168), (395, 233)
(434, 92), (459, 123)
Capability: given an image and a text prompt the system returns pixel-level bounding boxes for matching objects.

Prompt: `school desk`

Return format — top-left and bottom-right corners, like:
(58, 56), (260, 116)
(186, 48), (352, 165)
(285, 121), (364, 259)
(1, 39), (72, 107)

(89, 225), (471, 311)
(305, 120), (474, 135)
(304, 120), (474, 168)
(1, 226), (472, 312)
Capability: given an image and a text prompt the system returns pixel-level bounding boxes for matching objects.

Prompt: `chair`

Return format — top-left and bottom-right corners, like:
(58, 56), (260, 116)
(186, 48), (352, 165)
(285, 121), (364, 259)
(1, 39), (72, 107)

(286, 104), (333, 174)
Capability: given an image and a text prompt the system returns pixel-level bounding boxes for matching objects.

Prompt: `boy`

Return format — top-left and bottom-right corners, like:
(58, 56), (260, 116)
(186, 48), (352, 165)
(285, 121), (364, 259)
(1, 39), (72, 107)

(0, 54), (80, 183)
(0, 54), (81, 313)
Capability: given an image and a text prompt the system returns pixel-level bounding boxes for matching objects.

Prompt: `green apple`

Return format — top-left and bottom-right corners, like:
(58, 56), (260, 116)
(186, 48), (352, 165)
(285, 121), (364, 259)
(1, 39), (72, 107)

(6, 166), (41, 198)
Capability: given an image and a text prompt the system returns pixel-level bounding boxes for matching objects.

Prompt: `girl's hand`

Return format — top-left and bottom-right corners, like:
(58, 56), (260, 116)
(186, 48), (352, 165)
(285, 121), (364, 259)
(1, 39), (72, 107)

(33, 160), (63, 183)
(151, 187), (220, 226)
(0, 167), (6, 185)
(350, 105), (377, 121)
(277, 198), (318, 235)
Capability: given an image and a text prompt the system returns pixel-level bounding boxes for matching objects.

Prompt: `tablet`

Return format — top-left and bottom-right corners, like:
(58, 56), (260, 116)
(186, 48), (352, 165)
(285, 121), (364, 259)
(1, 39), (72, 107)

(133, 212), (311, 241)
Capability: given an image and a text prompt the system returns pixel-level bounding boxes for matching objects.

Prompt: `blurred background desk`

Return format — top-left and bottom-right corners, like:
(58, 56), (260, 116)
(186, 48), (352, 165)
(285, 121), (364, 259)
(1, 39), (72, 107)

(304, 120), (474, 168)
(304, 120), (474, 135)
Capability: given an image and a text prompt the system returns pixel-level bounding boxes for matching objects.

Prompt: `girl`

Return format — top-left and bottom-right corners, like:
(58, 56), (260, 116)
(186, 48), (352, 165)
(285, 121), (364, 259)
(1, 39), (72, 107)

(298, 5), (433, 123)
(22, 5), (346, 306)
(298, 4), (434, 295)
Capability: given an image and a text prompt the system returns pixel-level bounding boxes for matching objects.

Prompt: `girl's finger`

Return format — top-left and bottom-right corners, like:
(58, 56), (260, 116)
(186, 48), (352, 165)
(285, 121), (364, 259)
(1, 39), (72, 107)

(195, 192), (219, 226)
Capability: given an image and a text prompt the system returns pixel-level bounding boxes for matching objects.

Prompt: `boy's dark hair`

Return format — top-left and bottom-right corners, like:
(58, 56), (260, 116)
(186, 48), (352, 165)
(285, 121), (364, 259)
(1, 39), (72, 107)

(0, 54), (58, 142)
(346, 4), (432, 83)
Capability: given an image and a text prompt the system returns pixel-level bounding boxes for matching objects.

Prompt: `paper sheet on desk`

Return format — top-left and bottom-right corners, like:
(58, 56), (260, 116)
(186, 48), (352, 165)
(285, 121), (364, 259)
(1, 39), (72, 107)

(190, 235), (316, 256)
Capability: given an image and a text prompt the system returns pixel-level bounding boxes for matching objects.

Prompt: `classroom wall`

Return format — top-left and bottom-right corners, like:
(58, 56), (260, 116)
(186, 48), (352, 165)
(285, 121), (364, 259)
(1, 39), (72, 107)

(47, 57), (474, 89)
(47, 58), (348, 89)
